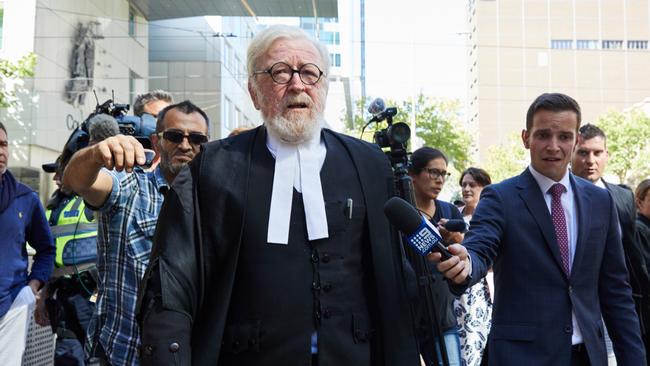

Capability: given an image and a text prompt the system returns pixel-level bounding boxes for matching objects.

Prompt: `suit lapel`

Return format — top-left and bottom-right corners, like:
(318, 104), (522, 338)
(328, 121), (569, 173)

(571, 175), (591, 279)
(517, 169), (568, 279)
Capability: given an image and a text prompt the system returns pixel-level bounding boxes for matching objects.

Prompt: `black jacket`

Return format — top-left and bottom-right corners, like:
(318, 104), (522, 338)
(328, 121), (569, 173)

(137, 127), (420, 366)
(605, 181), (650, 327)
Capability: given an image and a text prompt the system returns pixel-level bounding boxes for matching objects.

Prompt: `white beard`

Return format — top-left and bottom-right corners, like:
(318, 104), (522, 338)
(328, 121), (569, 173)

(256, 86), (326, 145)
(265, 111), (322, 145)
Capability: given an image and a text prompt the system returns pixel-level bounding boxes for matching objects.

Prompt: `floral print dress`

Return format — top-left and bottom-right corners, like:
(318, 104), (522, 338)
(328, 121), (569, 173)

(454, 214), (493, 366)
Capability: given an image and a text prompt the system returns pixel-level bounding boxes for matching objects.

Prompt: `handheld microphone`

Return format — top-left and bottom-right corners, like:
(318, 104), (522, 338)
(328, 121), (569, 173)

(384, 197), (452, 260)
(441, 219), (468, 233)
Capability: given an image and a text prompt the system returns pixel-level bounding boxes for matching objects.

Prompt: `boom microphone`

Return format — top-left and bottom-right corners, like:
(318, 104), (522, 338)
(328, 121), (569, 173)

(384, 197), (452, 259)
(367, 97), (386, 116)
(87, 113), (120, 143)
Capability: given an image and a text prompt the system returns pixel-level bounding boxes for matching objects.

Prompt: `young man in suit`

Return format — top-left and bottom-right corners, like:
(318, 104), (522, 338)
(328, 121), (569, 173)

(433, 93), (645, 365)
(571, 123), (650, 364)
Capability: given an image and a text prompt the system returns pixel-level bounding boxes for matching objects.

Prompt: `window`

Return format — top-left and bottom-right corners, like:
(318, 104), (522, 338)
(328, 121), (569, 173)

(224, 98), (234, 130)
(235, 107), (242, 128)
(321, 31), (340, 45)
(129, 70), (137, 105)
(128, 7), (136, 37)
(330, 53), (341, 67)
(224, 43), (233, 73)
(550, 40), (573, 49)
(576, 40), (598, 49)
(628, 40), (648, 49)
(602, 40), (623, 49)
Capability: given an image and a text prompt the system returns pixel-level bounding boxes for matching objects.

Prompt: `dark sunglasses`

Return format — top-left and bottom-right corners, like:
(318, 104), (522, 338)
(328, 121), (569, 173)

(158, 129), (208, 145)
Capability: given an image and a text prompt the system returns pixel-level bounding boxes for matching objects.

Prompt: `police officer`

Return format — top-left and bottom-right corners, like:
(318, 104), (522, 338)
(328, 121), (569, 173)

(36, 148), (99, 365)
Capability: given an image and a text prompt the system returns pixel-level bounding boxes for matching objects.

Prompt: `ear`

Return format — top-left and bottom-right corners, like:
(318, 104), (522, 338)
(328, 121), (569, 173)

(521, 129), (530, 149)
(248, 80), (261, 110)
(150, 133), (161, 155)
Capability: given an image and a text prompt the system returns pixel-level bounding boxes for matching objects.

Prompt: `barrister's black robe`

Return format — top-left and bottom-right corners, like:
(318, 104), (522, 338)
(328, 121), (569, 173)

(137, 126), (420, 366)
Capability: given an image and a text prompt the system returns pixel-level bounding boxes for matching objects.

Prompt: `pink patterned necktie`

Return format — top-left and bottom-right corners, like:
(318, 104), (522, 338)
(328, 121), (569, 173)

(549, 183), (570, 275)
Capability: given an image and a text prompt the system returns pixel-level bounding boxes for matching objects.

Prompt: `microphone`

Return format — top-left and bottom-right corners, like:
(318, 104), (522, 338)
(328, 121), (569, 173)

(87, 113), (120, 143)
(384, 197), (452, 259)
(367, 97), (386, 116)
(441, 219), (468, 233)
(367, 97), (387, 123)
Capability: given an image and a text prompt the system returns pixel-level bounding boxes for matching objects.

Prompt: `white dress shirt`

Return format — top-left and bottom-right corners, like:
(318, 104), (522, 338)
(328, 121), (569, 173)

(528, 165), (582, 345)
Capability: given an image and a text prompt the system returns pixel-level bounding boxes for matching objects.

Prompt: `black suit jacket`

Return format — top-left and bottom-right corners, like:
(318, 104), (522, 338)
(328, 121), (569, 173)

(137, 127), (420, 366)
(605, 181), (650, 318)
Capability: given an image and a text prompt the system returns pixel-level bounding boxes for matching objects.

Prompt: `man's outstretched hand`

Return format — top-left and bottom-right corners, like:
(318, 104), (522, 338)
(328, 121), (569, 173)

(427, 244), (471, 285)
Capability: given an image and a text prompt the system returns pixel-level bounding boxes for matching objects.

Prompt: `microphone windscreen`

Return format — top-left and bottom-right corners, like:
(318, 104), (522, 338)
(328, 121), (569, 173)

(384, 197), (423, 234)
(88, 113), (120, 142)
(367, 97), (386, 115)
(443, 219), (468, 233)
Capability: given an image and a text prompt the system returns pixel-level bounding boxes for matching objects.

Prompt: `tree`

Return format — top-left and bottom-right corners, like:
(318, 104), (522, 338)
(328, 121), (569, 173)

(483, 131), (529, 184)
(596, 108), (650, 187)
(345, 93), (472, 172)
(0, 53), (36, 108)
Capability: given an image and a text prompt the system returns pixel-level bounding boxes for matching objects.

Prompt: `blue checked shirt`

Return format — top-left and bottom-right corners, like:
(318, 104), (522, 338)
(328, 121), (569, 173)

(85, 167), (168, 366)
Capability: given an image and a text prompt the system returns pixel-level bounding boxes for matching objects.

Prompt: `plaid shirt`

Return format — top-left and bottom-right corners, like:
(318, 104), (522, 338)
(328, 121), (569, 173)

(86, 167), (168, 366)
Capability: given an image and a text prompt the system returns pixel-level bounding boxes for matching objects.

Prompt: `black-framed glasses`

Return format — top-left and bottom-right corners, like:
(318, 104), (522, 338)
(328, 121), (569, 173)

(425, 168), (451, 180)
(158, 129), (208, 145)
(254, 62), (324, 85)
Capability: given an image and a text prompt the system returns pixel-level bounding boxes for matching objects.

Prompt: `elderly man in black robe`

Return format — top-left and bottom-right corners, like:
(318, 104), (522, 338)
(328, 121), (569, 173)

(137, 25), (421, 366)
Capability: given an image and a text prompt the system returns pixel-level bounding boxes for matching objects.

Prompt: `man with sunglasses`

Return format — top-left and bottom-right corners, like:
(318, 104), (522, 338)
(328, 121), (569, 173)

(138, 25), (420, 366)
(63, 100), (209, 366)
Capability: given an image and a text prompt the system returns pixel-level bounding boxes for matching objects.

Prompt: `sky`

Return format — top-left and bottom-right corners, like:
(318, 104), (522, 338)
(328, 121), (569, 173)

(364, 0), (469, 102)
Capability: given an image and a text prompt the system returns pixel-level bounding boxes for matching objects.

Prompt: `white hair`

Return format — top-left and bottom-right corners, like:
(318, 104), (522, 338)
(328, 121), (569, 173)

(247, 25), (330, 86)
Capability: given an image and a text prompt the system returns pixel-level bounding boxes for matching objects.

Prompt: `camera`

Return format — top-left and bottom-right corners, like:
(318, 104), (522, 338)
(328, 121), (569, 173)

(368, 106), (411, 167)
(91, 98), (156, 149)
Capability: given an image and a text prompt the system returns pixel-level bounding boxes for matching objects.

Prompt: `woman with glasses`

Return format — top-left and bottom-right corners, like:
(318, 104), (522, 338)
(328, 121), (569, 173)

(455, 167), (493, 366)
(409, 147), (463, 366)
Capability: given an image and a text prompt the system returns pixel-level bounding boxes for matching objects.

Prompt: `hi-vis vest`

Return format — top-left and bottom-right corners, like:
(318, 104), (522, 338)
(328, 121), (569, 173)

(46, 196), (98, 268)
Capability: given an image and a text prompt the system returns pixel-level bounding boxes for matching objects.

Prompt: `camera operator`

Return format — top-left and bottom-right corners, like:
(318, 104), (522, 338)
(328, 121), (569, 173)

(63, 101), (209, 366)
(132, 90), (173, 171)
(132, 90), (173, 118)
(408, 147), (463, 366)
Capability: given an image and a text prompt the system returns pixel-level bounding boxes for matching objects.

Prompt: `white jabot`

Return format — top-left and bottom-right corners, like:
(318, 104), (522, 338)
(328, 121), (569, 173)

(266, 128), (328, 244)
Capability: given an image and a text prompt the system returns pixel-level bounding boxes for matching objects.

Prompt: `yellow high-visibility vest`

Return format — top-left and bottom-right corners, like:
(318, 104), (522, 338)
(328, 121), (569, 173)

(46, 195), (97, 268)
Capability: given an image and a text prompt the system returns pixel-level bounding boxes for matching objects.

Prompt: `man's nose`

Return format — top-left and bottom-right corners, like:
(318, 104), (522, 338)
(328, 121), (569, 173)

(177, 136), (193, 150)
(286, 72), (306, 92)
(547, 137), (561, 151)
(585, 152), (596, 164)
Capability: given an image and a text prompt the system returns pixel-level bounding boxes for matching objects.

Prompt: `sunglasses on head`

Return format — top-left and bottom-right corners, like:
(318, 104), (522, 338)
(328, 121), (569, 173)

(158, 129), (208, 145)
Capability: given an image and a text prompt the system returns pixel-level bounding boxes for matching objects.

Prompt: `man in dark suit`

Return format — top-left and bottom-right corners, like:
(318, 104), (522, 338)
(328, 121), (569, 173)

(136, 25), (420, 366)
(433, 93), (645, 365)
(571, 123), (650, 363)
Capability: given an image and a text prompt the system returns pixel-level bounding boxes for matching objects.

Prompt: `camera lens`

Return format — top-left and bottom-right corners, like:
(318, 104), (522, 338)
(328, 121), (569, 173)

(388, 122), (411, 144)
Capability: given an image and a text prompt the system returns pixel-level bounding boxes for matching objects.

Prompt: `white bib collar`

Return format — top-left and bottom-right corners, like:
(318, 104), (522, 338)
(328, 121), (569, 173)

(265, 127), (328, 244)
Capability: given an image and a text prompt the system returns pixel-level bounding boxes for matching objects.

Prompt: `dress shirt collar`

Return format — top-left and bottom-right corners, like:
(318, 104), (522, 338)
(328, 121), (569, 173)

(528, 165), (571, 195)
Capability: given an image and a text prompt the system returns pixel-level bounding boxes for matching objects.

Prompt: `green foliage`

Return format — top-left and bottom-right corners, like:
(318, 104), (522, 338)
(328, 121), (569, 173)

(596, 108), (650, 187)
(345, 93), (472, 171)
(0, 53), (36, 108)
(484, 131), (529, 183)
